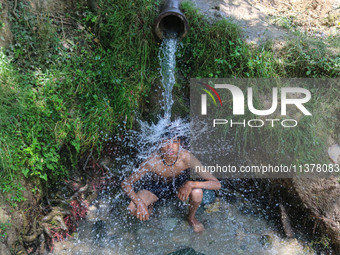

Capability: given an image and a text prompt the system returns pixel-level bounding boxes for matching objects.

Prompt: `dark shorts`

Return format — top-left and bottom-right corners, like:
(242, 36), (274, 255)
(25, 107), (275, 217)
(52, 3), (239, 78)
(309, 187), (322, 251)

(139, 170), (189, 199)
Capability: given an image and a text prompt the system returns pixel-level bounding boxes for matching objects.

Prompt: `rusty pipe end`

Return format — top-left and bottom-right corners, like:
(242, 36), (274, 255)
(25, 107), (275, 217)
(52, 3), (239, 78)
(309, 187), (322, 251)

(154, 1), (189, 41)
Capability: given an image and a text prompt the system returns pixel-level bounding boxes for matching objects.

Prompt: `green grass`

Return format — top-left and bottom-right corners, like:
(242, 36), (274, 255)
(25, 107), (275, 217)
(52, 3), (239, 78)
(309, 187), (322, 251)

(0, 0), (161, 201)
(179, 1), (339, 164)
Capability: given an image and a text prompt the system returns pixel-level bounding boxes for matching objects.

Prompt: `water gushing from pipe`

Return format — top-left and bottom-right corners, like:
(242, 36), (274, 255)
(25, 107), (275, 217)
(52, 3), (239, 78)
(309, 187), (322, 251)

(158, 35), (178, 120)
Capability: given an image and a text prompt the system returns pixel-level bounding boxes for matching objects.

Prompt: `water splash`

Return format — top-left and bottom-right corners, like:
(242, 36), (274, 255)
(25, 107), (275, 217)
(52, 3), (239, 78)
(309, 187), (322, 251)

(50, 26), (319, 255)
(133, 118), (189, 162)
(158, 36), (178, 119)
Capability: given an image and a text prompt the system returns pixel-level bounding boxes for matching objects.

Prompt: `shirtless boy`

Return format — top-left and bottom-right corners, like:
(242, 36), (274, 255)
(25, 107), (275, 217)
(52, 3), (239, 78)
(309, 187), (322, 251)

(121, 132), (221, 233)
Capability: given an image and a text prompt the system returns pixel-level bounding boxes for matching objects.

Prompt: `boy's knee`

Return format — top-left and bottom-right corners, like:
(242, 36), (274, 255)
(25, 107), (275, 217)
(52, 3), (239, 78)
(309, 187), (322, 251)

(190, 188), (203, 202)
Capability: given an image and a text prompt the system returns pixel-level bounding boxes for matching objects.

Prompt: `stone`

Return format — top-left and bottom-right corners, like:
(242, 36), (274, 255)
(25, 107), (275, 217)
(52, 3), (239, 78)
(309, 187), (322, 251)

(0, 242), (11, 255)
(92, 220), (107, 243)
(328, 144), (340, 163)
(204, 198), (220, 213)
(0, 207), (10, 223)
(163, 217), (179, 231)
(201, 190), (216, 205)
(167, 247), (205, 255)
(260, 234), (273, 246)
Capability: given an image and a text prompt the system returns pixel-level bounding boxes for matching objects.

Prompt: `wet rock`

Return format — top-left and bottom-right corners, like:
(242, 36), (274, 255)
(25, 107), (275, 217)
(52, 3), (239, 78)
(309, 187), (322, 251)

(260, 234), (273, 246)
(167, 247), (205, 255)
(289, 177), (340, 252)
(51, 241), (76, 255)
(204, 198), (220, 213)
(239, 244), (247, 250)
(163, 217), (179, 231)
(137, 227), (158, 238)
(236, 229), (246, 242)
(172, 232), (190, 244)
(71, 243), (92, 254)
(92, 220), (107, 243)
(99, 156), (115, 171)
(0, 205), (24, 251)
(0, 208), (11, 253)
(202, 190), (216, 205)
(87, 205), (98, 221)
(279, 204), (295, 238)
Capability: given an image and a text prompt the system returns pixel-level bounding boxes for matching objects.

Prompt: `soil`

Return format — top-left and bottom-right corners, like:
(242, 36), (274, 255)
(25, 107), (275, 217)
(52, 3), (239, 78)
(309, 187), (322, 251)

(190, 0), (340, 46)
(0, 0), (13, 47)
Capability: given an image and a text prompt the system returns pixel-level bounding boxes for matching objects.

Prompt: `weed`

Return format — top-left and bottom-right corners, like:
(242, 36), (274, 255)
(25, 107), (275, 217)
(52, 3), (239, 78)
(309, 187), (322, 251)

(0, 0), (338, 204)
(0, 222), (11, 239)
(0, 0), (161, 201)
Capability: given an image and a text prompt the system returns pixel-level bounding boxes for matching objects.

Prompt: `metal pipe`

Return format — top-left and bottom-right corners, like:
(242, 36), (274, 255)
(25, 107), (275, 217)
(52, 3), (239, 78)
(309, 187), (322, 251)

(154, 0), (189, 41)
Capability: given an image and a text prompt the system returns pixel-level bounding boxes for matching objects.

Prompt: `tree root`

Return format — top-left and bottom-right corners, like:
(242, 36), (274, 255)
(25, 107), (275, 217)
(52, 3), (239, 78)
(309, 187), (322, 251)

(70, 183), (89, 201)
(21, 217), (43, 243)
(42, 208), (66, 222)
(11, 0), (19, 20)
(86, 190), (99, 204)
(42, 223), (52, 239)
(39, 234), (46, 254)
(21, 166), (103, 250)
(280, 203), (295, 238)
(53, 215), (68, 231)
(21, 229), (43, 243)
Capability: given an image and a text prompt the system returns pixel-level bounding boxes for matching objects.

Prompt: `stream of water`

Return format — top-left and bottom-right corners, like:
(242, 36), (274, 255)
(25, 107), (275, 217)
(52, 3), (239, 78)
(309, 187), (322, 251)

(51, 36), (317, 255)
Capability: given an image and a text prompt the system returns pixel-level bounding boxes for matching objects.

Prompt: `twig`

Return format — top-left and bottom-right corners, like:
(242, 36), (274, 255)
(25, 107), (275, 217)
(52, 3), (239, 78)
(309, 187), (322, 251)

(11, 0), (19, 20)
(83, 150), (93, 170)
(280, 204), (295, 238)
(70, 183), (89, 201)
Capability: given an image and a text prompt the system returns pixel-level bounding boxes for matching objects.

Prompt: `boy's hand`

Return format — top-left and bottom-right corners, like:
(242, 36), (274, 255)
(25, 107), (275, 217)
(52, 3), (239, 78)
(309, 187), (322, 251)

(177, 181), (192, 201)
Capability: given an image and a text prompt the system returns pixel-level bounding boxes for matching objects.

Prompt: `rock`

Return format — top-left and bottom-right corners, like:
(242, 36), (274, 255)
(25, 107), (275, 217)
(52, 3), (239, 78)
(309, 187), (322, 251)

(202, 190), (216, 205)
(92, 220), (107, 243)
(172, 233), (190, 244)
(163, 217), (179, 231)
(87, 205), (99, 221)
(204, 198), (220, 213)
(260, 234), (273, 246)
(236, 229), (246, 242)
(279, 204), (295, 238)
(0, 208), (10, 223)
(277, 177), (340, 252)
(328, 144), (340, 163)
(0, 242), (11, 255)
(167, 247), (205, 255)
(99, 156), (115, 171)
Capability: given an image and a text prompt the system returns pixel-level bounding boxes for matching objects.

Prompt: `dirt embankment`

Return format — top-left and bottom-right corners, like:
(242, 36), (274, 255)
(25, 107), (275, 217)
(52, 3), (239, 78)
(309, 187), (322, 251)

(190, 0), (340, 251)
(191, 0), (339, 47)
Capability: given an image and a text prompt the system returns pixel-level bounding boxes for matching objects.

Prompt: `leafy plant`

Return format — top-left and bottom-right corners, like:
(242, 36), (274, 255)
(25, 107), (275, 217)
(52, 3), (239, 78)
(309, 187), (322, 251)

(0, 222), (11, 239)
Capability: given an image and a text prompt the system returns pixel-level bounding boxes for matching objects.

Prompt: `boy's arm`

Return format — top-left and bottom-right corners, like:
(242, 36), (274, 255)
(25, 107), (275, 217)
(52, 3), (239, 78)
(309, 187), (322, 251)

(121, 163), (150, 205)
(178, 151), (221, 201)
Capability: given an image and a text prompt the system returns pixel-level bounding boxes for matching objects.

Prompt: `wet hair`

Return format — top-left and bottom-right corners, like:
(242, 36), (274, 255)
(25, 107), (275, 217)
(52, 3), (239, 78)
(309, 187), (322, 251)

(160, 130), (177, 140)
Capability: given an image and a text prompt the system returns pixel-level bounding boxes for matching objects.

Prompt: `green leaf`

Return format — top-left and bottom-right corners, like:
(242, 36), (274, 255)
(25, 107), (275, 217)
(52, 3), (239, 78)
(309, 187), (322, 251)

(39, 173), (48, 181)
(22, 168), (29, 178)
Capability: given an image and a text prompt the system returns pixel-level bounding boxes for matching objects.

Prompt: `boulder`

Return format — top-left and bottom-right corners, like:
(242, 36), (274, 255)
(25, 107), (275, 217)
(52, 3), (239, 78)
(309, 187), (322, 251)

(279, 177), (340, 252)
(168, 247), (205, 255)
